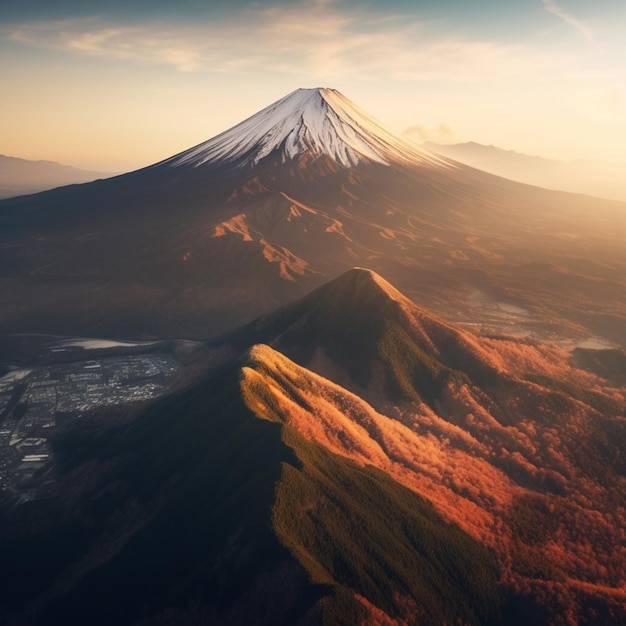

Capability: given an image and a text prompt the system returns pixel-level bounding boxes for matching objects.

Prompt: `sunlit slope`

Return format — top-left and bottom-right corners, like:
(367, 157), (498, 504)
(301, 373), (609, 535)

(0, 357), (501, 626)
(1, 268), (624, 624)
(162, 88), (446, 170)
(221, 269), (626, 623)
(241, 341), (626, 625)
(218, 268), (626, 415)
(1, 89), (625, 341)
(1, 364), (313, 625)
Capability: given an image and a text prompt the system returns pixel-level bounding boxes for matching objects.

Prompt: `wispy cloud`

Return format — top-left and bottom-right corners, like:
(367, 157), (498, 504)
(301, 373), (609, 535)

(403, 123), (463, 146)
(541, 0), (593, 40)
(7, 18), (204, 71)
(2, 4), (581, 81)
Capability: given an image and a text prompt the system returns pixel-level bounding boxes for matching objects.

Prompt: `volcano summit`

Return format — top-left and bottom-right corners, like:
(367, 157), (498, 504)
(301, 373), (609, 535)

(160, 87), (447, 169)
(1, 88), (625, 345)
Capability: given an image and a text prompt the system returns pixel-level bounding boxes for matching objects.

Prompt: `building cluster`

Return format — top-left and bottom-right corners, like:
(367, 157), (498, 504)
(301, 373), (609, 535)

(0, 353), (179, 504)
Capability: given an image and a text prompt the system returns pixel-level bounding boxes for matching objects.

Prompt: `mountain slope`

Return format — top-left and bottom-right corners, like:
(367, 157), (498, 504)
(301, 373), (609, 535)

(0, 269), (624, 625)
(0, 362), (318, 626)
(162, 88), (447, 170)
(0, 349), (501, 626)
(226, 270), (626, 624)
(217, 267), (485, 406)
(1, 88), (625, 346)
(216, 268), (622, 417)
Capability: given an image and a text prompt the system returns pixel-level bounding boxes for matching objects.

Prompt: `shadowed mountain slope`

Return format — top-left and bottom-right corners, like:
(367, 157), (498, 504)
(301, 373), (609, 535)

(216, 268), (624, 418)
(216, 267), (494, 406)
(0, 352), (501, 626)
(0, 269), (624, 625)
(1, 89), (625, 344)
(219, 269), (626, 624)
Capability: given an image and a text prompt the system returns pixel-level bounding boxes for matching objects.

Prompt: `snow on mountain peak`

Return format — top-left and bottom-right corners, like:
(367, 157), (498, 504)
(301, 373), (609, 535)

(163, 88), (449, 170)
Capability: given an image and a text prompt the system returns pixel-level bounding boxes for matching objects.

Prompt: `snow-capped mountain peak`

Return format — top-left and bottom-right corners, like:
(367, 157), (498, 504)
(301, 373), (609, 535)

(162, 88), (449, 170)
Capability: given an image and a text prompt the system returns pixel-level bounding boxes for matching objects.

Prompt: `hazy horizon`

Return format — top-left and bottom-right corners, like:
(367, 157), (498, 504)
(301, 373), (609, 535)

(1, 0), (625, 172)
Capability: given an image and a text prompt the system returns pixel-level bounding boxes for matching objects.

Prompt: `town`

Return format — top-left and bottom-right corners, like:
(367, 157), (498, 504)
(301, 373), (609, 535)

(0, 351), (179, 505)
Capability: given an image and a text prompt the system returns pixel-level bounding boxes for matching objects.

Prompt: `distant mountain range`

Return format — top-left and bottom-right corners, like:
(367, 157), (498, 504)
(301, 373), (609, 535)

(0, 154), (114, 199)
(413, 140), (626, 202)
(1, 269), (624, 625)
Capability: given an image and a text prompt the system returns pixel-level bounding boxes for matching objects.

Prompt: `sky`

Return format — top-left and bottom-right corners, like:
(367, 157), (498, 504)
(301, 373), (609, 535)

(1, 0), (625, 172)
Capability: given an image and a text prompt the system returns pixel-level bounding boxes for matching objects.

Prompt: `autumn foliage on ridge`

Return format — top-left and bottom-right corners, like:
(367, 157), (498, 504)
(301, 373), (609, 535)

(229, 268), (626, 624)
(0, 269), (623, 626)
